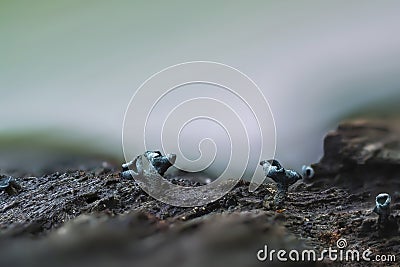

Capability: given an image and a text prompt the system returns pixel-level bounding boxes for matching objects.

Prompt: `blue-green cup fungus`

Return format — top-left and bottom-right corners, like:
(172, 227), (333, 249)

(260, 159), (302, 208)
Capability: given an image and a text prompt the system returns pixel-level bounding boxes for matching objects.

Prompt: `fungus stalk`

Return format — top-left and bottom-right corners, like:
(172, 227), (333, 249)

(274, 184), (289, 209)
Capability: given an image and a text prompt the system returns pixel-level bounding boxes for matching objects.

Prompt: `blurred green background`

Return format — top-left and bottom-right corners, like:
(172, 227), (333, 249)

(1, 1), (400, 175)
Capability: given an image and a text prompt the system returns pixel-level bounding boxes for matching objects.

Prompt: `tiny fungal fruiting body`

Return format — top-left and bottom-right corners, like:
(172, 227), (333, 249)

(373, 193), (391, 227)
(144, 151), (176, 176)
(301, 165), (315, 179)
(121, 151), (176, 179)
(260, 159), (302, 208)
(121, 160), (136, 179)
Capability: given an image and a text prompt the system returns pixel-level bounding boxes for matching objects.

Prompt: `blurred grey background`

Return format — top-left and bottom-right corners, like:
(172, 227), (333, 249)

(1, 1), (400, 175)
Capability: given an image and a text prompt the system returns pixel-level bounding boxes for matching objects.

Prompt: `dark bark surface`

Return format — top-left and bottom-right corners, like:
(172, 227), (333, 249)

(0, 119), (399, 267)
